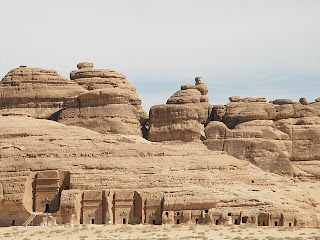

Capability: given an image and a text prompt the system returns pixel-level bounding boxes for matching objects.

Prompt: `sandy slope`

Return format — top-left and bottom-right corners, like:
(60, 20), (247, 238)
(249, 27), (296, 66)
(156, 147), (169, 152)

(0, 225), (320, 240)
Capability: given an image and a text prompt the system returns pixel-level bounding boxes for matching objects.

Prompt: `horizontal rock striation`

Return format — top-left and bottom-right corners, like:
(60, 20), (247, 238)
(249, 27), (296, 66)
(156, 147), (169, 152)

(0, 115), (317, 227)
(206, 97), (320, 177)
(0, 66), (86, 119)
(148, 77), (211, 142)
(70, 62), (148, 124)
(58, 88), (143, 136)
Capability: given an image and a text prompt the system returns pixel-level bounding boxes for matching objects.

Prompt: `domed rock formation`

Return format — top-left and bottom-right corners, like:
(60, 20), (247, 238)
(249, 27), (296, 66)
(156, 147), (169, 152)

(166, 77), (211, 124)
(0, 66), (86, 119)
(56, 63), (148, 136)
(148, 77), (212, 142)
(69, 62), (147, 124)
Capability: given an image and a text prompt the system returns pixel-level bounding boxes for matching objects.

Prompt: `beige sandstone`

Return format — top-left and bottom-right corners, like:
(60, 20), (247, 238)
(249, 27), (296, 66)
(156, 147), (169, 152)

(271, 99), (294, 105)
(0, 114), (317, 227)
(0, 66), (86, 119)
(148, 77), (211, 142)
(206, 97), (320, 177)
(0, 64), (320, 231)
(69, 62), (147, 124)
(58, 88), (143, 136)
(148, 104), (203, 142)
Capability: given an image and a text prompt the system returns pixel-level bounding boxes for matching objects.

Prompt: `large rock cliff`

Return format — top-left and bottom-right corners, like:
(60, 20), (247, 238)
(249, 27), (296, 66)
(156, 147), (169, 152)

(206, 97), (320, 177)
(0, 114), (317, 227)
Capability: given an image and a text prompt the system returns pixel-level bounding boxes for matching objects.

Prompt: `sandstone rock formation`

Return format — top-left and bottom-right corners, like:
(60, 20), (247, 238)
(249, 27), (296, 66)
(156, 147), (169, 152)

(55, 63), (148, 136)
(69, 62), (147, 124)
(0, 64), (320, 228)
(148, 77), (211, 142)
(203, 120), (296, 175)
(0, 114), (317, 227)
(206, 97), (320, 177)
(0, 66), (86, 119)
(57, 88), (143, 136)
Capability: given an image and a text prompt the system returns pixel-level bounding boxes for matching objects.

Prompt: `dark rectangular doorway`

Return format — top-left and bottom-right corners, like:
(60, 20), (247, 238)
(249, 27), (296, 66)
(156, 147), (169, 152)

(123, 218), (126, 224)
(44, 203), (50, 213)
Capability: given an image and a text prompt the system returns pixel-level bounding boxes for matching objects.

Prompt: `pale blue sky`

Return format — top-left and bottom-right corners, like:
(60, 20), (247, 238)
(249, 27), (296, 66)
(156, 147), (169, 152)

(1, 0), (319, 111)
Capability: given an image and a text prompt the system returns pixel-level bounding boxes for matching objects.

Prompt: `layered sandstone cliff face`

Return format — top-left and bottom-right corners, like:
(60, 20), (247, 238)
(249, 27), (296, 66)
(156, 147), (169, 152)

(148, 77), (211, 142)
(205, 97), (320, 177)
(0, 63), (148, 137)
(0, 66), (86, 119)
(0, 115), (317, 227)
(0, 64), (320, 227)
(57, 62), (147, 136)
(147, 77), (320, 178)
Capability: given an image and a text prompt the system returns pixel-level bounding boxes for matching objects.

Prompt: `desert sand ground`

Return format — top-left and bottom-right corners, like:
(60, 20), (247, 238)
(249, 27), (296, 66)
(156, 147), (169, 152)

(0, 224), (319, 240)
(295, 180), (320, 220)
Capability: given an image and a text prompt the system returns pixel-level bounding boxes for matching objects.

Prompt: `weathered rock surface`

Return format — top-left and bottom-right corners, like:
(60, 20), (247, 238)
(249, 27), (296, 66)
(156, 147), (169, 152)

(148, 104), (203, 142)
(0, 115), (317, 227)
(48, 62), (149, 136)
(58, 88), (143, 136)
(204, 120), (297, 175)
(271, 99), (294, 105)
(0, 64), (320, 227)
(0, 66), (86, 119)
(205, 97), (320, 177)
(166, 77), (211, 124)
(222, 101), (276, 128)
(148, 77), (211, 142)
(275, 117), (320, 162)
(311, 101), (320, 111)
(299, 97), (309, 105)
(69, 62), (147, 124)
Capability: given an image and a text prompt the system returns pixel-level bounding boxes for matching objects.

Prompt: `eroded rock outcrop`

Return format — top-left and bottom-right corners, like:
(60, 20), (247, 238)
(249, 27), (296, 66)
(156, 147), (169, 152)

(57, 63), (148, 136)
(0, 115), (317, 227)
(206, 97), (320, 177)
(148, 77), (211, 142)
(70, 62), (147, 124)
(203, 120), (296, 175)
(0, 66), (86, 119)
(0, 64), (320, 227)
(58, 88), (143, 136)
